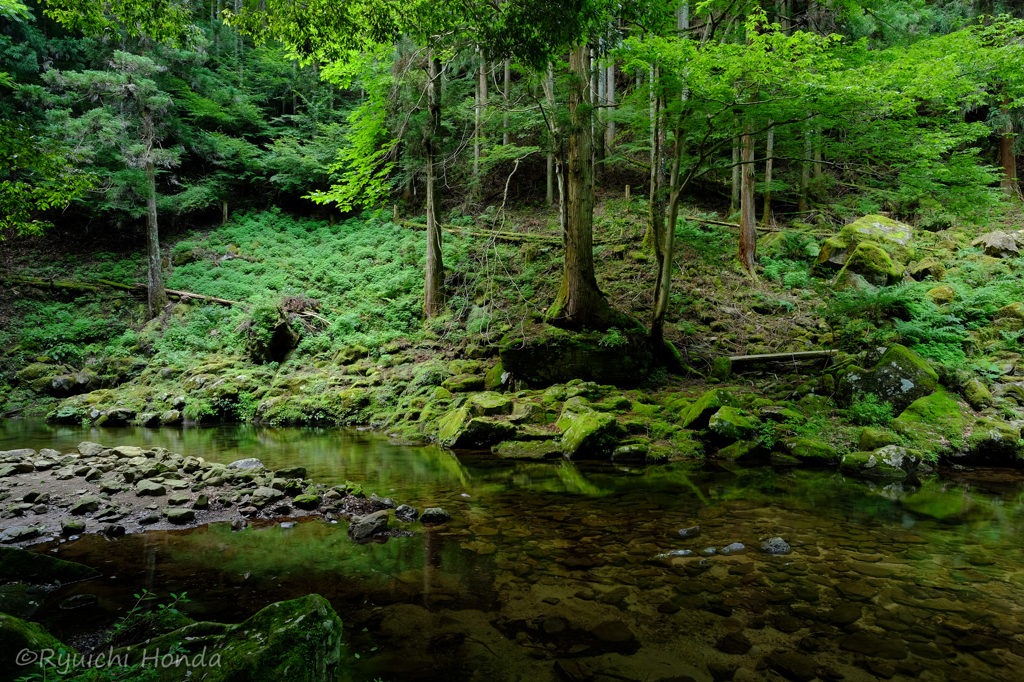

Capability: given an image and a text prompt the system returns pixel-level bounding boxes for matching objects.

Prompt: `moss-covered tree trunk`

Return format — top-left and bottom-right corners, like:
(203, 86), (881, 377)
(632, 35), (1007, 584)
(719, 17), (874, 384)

(761, 123), (774, 226)
(423, 52), (444, 318)
(651, 125), (682, 346)
(547, 44), (616, 331)
(738, 123), (757, 275)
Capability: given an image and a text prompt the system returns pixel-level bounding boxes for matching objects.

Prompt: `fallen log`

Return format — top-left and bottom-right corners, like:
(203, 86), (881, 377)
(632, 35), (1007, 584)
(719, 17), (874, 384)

(400, 221), (631, 246)
(2, 275), (239, 306)
(729, 349), (837, 363)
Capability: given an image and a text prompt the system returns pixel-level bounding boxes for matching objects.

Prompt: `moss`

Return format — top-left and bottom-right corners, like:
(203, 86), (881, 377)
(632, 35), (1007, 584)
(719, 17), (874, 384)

(441, 374), (485, 392)
(491, 440), (561, 459)
(1, 613), (72, 680)
(835, 242), (903, 288)
(707, 406), (757, 441)
(891, 390), (968, 457)
(484, 361), (506, 391)
(839, 451), (908, 480)
(661, 391), (691, 413)
(927, 285), (955, 305)
(679, 388), (738, 429)
(967, 417), (1022, 462)
(781, 437), (839, 465)
(0, 547), (99, 585)
(718, 440), (762, 461)
(817, 214), (915, 270)
(434, 407), (517, 448)
(838, 344), (939, 414)
(630, 400), (662, 418)
(558, 410), (626, 458)
(858, 427), (899, 451)
(466, 392), (512, 416)
(961, 378), (992, 410)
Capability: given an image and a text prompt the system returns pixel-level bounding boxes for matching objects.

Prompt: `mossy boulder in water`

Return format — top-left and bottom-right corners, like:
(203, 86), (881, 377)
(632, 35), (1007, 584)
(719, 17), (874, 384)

(838, 345), (939, 414)
(834, 242), (904, 288)
(817, 214), (915, 270)
(557, 403), (625, 458)
(499, 323), (652, 388)
(1, 613), (72, 682)
(858, 427), (899, 451)
(435, 407), (517, 448)
(718, 440), (762, 461)
(967, 417), (1022, 463)
(891, 390), (968, 457)
(708, 406), (757, 441)
(780, 437), (839, 465)
(113, 595), (342, 682)
(679, 389), (738, 429)
(840, 446), (920, 480)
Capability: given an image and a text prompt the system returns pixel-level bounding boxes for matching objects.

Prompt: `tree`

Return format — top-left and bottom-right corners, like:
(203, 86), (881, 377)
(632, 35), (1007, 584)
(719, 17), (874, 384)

(44, 52), (179, 316)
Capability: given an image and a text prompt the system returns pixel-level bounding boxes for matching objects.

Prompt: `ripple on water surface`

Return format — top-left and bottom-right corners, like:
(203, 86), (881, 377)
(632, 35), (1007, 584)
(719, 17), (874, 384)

(6, 419), (1024, 682)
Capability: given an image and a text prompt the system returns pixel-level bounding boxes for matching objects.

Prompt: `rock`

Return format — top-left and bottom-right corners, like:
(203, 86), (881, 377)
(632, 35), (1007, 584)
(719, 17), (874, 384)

(558, 408), (625, 458)
(841, 632), (908, 660)
(99, 479), (123, 494)
(77, 441), (107, 458)
(192, 495), (209, 510)
(927, 285), (955, 305)
(554, 659), (594, 682)
(679, 389), (738, 429)
(708, 406), (757, 441)
(348, 509), (390, 540)
(817, 215), (914, 269)
(858, 427), (899, 451)
(294, 494), (321, 510)
(71, 495), (102, 515)
(167, 493), (191, 506)
(165, 508), (195, 524)
(835, 241), (904, 288)
(509, 401), (555, 424)
(139, 513), (161, 525)
(160, 409), (183, 425)
(135, 480), (166, 497)
(103, 524), (126, 536)
(767, 652), (819, 682)
(761, 537), (791, 555)
(395, 505), (418, 522)
(995, 301), (1024, 321)
(420, 507), (451, 524)
(227, 458), (265, 470)
(466, 392), (513, 417)
(780, 437), (838, 465)
(716, 631), (752, 655)
(112, 594), (342, 682)
(972, 230), (1020, 258)
(436, 408), (518, 448)
(717, 440), (762, 461)
(967, 417), (1022, 463)
(840, 449), (909, 480)
(441, 373), (485, 392)
(838, 344), (939, 414)
(369, 492), (396, 508)
(60, 593), (98, 610)
(275, 466), (306, 479)
(610, 443), (651, 461)
(823, 602), (862, 626)
(251, 487), (285, 508)
(0, 547), (99, 584)
(962, 378), (993, 410)
(671, 526), (701, 539)
(908, 257), (946, 281)
(1, 612), (71, 680)
(498, 324), (653, 387)
(720, 542), (746, 555)
(891, 391), (968, 457)
(0, 527), (42, 544)
(493, 440), (562, 459)
(111, 446), (143, 459)
(61, 519), (85, 535)
(590, 620), (635, 643)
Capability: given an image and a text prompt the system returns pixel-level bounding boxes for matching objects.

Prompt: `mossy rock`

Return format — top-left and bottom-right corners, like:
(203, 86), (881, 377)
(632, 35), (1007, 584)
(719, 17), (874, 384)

(441, 374), (485, 393)
(15, 363), (58, 386)
(891, 390), (968, 457)
(558, 410), (626, 459)
(711, 357), (732, 381)
(466, 392), (512, 417)
(926, 285), (955, 306)
(484, 361), (507, 391)
(662, 392), (691, 413)
(837, 345), (939, 414)
(435, 408), (517, 448)
(0, 547), (99, 585)
(708, 406), (757, 441)
(840, 445), (920, 480)
(908, 257), (946, 281)
(835, 242), (904, 288)
(509, 401), (555, 424)
(816, 214), (915, 270)
(591, 395), (631, 412)
(967, 417), (1022, 463)
(113, 595), (342, 682)
(491, 440), (561, 460)
(718, 440), (762, 461)
(679, 389), (738, 430)
(756, 406), (806, 425)
(962, 378), (993, 410)
(630, 400), (662, 418)
(499, 322), (653, 388)
(858, 427), (899, 451)
(334, 344), (370, 365)
(780, 437), (839, 465)
(1, 613), (72, 682)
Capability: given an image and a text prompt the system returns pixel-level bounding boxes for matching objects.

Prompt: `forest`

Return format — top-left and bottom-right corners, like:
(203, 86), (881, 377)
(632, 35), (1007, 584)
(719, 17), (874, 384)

(4, 1), (1024, 682)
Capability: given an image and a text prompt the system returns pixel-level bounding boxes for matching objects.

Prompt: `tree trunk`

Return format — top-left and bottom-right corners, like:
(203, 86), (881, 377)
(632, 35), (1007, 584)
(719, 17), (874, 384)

(643, 71), (662, 253)
(798, 124), (811, 213)
(222, 200), (228, 225)
(144, 158), (168, 318)
(595, 49), (605, 183)
(651, 127), (683, 346)
(547, 44), (616, 330)
(730, 139), (740, 214)
(1001, 107), (1017, 196)
(473, 50), (487, 199)
(544, 64), (557, 209)
(424, 53), (444, 318)
(605, 63), (615, 152)
(761, 123), (774, 226)
(738, 124), (757, 275)
(502, 59), (511, 146)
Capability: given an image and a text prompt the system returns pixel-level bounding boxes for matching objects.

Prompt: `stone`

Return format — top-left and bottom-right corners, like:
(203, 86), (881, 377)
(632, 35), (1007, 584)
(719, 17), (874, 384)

(927, 285), (955, 305)
(493, 440), (562, 459)
(348, 509), (389, 540)
(680, 389), (738, 429)
(822, 602), (862, 626)
(369, 492), (396, 508)
(708, 406), (757, 441)
(77, 441), (107, 458)
(165, 508), (195, 524)
(436, 408), (518, 449)
(891, 390), (969, 456)
(1, 612), (71, 680)
(466, 392), (513, 417)
(761, 537), (791, 555)
(160, 410), (183, 425)
(841, 445), (920, 480)
(103, 524), (126, 536)
(421, 507), (451, 524)
(554, 659), (594, 682)
(767, 652), (819, 682)
(251, 487), (285, 508)
(908, 257), (946, 281)
(395, 504), (418, 522)
(962, 378), (993, 410)
(610, 443), (651, 461)
(838, 344), (939, 413)
(111, 446), (144, 459)
(61, 519), (85, 535)
(274, 466), (306, 479)
(841, 632), (908, 660)
(557, 409), (625, 458)
(294, 494), (321, 510)
(227, 458), (265, 470)
(817, 215), (915, 269)
(192, 495), (209, 510)
(716, 631), (752, 655)
(0, 527), (42, 544)
(780, 437), (838, 465)
(972, 230), (1020, 258)
(167, 493), (192, 506)
(858, 427), (899, 451)
(967, 417), (1022, 463)
(590, 620), (635, 643)
(60, 593), (98, 610)
(135, 480), (166, 497)
(835, 242), (904, 288)
(71, 495), (101, 515)
(0, 547), (99, 584)
(99, 479), (123, 494)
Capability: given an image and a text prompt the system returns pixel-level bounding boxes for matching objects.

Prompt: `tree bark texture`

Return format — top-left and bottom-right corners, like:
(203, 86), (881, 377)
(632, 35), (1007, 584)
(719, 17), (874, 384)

(738, 125), (757, 275)
(1001, 107), (1017, 195)
(423, 53), (444, 318)
(761, 124), (774, 226)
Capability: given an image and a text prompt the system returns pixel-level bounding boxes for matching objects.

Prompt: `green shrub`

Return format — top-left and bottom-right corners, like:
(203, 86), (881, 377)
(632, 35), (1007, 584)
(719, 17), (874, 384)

(848, 393), (895, 426)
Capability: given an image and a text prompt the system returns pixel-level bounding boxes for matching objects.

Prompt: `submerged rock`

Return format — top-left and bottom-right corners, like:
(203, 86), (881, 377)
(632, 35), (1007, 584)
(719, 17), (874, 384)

(420, 507), (451, 525)
(0, 547), (99, 584)
(760, 537), (791, 555)
(395, 504), (418, 522)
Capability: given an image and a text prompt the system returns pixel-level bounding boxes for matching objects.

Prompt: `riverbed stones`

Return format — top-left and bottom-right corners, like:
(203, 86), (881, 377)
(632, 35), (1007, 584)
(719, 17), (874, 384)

(167, 493), (191, 506)
(708, 406), (757, 441)
(294, 494), (321, 510)
(716, 631), (752, 655)
(275, 466), (306, 479)
(395, 504), (418, 522)
(761, 537), (791, 555)
(421, 507), (451, 524)
(135, 480), (166, 497)
(251, 486), (284, 508)
(227, 458), (264, 470)
(590, 620), (635, 643)
(165, 508), (195, 524)
(77, 441), (107, 458)
(71, 495), (101, 515)
(558, 409), (625, 458)
(841, 632), (907, 660)
(780, 438), (838, 465)
(349, 509), (390, 540)
(767, 651), (819, 682)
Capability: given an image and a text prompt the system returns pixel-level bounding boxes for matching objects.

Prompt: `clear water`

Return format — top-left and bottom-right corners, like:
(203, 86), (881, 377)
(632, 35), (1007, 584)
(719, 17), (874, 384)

(4, 419), (1024, 682)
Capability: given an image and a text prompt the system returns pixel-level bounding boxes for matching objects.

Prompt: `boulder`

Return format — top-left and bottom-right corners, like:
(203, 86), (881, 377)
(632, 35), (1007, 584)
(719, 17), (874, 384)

(967, 417), (1022, 463)
(835, 242), (904, 288)
(558, 408), (625, 458)
(113, 595), (342, 682)
(0, 547), (99, 583)
(780, 437), (838, 465)
(441, 374), (485, 392)
(251, 487), (285, 508)
(509, 401), (555, 424)
(972, 230), (1022, 258)
(111, 446), (144, 459)
(679, 389), (738, 429)
(71, 495), (102, 514)
(492, 440), (561, 459)
(927, 285), (955, 305)
(135, 480), (166, 497)
(1, 613), (72, 681)
(761, 537), (791, 555)
(908, 257), (946, 281)
(708, 406), (757, 441)
(838, 345), (939, 414)
(858, 427), (899, 451)
(717, 440), (762, 461)
(436, 408), (517, 449)
(817, 214), (915, 270)
(274, 466), (307, 480)
(348, 510), (389, 540)
(395, 505), (418, 522)
(962, 378), (993, 410)
(227, 458), (265, 470)
(466, 392), (513, 417)
(420, 507), (451, 524)
(840, 446), (920, 480)
(891, 391), (968, 457)
(78, 441), (107, 458)
(293, 494), (321, 510)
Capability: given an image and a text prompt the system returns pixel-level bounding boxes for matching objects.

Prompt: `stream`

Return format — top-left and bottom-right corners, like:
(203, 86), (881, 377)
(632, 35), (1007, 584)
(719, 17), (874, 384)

(3, 419), (1024, 682)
